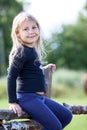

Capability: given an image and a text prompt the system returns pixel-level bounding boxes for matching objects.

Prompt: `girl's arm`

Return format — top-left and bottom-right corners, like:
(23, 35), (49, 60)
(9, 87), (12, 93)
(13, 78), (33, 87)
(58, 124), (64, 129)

(7, 48), (26, 116)
(7, 62), (23, 117)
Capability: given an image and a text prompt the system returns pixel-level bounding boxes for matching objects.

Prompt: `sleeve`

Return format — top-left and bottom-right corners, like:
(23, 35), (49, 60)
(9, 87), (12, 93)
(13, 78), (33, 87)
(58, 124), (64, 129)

(7, 48), (26, 103)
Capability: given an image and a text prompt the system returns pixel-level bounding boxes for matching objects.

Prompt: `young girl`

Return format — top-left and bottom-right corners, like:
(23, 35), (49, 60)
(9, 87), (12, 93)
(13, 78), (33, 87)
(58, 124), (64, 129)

(7, 11), (72, 130)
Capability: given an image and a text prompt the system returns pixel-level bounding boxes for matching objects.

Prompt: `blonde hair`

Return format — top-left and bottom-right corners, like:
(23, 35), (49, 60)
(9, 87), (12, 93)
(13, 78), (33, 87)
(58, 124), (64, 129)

(9, 11), (45, 65)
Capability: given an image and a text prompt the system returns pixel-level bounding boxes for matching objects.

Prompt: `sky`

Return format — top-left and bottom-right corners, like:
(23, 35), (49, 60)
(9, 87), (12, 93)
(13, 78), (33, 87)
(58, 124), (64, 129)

(23, 0), (86, 38)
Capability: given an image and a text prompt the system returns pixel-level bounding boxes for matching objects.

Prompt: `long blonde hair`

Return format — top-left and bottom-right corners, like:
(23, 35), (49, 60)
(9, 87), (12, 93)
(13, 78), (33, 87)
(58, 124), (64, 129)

(9, 11), (45, 65)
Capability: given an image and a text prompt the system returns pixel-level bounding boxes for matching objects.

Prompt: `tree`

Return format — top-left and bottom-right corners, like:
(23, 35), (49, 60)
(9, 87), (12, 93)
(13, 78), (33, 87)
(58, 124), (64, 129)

(46, 3), (87, 70)
(0, 0), (23, 76)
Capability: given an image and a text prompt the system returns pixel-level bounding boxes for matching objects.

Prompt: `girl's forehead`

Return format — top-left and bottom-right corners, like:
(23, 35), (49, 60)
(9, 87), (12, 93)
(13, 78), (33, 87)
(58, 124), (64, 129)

(20, 19), (37, 27)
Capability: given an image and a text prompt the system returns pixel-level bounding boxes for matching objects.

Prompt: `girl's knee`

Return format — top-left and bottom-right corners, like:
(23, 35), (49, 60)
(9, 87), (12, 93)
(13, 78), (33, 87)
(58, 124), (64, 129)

(43, 119), (62, 130)
(63, 109), (72, 128)
(67, 110), (73, 123)
(55, 123), (62, 130)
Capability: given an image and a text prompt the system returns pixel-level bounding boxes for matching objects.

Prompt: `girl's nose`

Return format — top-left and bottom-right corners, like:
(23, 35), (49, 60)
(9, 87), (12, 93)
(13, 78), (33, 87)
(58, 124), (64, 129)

(28, 29), (34, 34)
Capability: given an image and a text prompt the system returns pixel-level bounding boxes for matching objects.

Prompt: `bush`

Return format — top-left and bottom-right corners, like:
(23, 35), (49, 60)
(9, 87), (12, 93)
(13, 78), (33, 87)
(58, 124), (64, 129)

(52, 68), (85, 98)
(52, 68), (84, 88)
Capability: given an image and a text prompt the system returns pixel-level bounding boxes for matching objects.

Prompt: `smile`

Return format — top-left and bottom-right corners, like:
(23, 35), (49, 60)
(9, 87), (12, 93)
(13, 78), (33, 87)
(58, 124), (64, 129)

(27, 36), (36, 38)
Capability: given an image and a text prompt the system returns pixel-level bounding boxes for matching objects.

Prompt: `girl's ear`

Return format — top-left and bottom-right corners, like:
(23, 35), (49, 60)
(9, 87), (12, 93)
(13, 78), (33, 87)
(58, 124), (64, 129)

(17, 33), (20, 38)
(16, 31), (20, 39)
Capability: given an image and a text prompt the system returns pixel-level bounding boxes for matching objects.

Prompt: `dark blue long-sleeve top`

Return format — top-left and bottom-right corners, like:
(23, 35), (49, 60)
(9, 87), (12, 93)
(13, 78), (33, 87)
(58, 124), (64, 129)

(7, 45), (46, 103)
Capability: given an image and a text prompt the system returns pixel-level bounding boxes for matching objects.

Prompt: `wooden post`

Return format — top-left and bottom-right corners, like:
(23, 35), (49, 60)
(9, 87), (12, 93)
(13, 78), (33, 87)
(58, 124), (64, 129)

(44, 66), (52, 97)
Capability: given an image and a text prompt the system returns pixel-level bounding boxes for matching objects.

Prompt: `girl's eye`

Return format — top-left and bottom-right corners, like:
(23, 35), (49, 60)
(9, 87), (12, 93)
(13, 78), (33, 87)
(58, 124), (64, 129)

(32, 26), (37, 29)
(23, 28), (28, 30)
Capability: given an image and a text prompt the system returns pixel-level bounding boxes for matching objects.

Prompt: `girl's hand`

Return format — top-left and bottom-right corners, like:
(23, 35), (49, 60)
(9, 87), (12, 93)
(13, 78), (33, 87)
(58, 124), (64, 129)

(44, 64), (56, 72)
(9, 103), (22, 117)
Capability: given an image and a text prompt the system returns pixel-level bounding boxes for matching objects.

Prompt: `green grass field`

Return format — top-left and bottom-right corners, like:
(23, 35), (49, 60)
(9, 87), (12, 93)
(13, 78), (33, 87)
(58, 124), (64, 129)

(0, 98), (9, 108)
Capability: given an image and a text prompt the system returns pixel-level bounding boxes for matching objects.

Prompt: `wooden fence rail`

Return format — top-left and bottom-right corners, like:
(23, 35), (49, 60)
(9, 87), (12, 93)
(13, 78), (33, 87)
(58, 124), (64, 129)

(0, 67), (87, 130)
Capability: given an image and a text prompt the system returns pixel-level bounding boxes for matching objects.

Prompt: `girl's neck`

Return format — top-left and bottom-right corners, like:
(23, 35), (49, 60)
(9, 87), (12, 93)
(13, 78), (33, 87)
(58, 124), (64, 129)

(22, 43), (35, 48)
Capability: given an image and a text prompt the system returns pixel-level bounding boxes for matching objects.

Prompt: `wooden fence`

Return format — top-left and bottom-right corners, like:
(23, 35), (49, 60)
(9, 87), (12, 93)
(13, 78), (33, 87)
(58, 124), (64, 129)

(0, 67), (87, 130)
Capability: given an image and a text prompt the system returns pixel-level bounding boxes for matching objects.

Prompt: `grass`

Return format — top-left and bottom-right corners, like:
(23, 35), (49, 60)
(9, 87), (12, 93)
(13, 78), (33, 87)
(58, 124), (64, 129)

(0, 76), (7, 98)
(64, 115), (87, 130)
(0, 98), (9, 109)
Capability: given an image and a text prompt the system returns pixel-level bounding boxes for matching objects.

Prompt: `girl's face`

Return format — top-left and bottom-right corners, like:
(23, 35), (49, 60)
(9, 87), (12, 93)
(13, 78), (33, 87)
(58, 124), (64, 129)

(17, 19), (40, 47)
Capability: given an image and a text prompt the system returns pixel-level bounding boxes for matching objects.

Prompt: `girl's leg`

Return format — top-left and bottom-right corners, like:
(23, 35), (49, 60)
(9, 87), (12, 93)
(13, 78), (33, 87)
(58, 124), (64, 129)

(44, 96), (72, 128)
(18, 93), (62, 130)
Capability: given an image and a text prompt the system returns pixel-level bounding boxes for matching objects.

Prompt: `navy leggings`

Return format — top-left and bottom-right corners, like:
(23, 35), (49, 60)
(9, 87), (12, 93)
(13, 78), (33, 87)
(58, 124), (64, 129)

(17, 93), (72, 130)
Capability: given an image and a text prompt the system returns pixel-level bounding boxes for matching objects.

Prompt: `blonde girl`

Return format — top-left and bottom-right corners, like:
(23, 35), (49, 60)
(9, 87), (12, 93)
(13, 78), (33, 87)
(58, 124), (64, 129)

(7, 11), (72, 130)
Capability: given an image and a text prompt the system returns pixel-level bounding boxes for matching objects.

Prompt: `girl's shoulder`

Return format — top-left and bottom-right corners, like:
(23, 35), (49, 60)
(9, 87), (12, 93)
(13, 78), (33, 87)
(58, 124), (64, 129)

(17, 45), (32, 54)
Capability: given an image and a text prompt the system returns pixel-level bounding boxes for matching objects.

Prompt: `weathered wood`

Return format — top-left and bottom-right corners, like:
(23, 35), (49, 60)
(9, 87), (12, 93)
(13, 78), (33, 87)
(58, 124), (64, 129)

(1, 103), (87, 130)
(1, 102), (87, 122)
(0, 120), (42, 130)
(63, 103), (87, 114)
(0, 109), (30, 121)
(44, 66), (52, 98)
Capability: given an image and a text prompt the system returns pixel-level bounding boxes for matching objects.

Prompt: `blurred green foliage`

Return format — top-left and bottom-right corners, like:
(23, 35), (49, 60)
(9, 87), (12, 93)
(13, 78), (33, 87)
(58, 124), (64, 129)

(52, 69), (84, 88)
(0, 0), (23, 76)
(0, 76), (7, 99)
(51, 68), (85, 98)
(46, 3), (87, 70)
